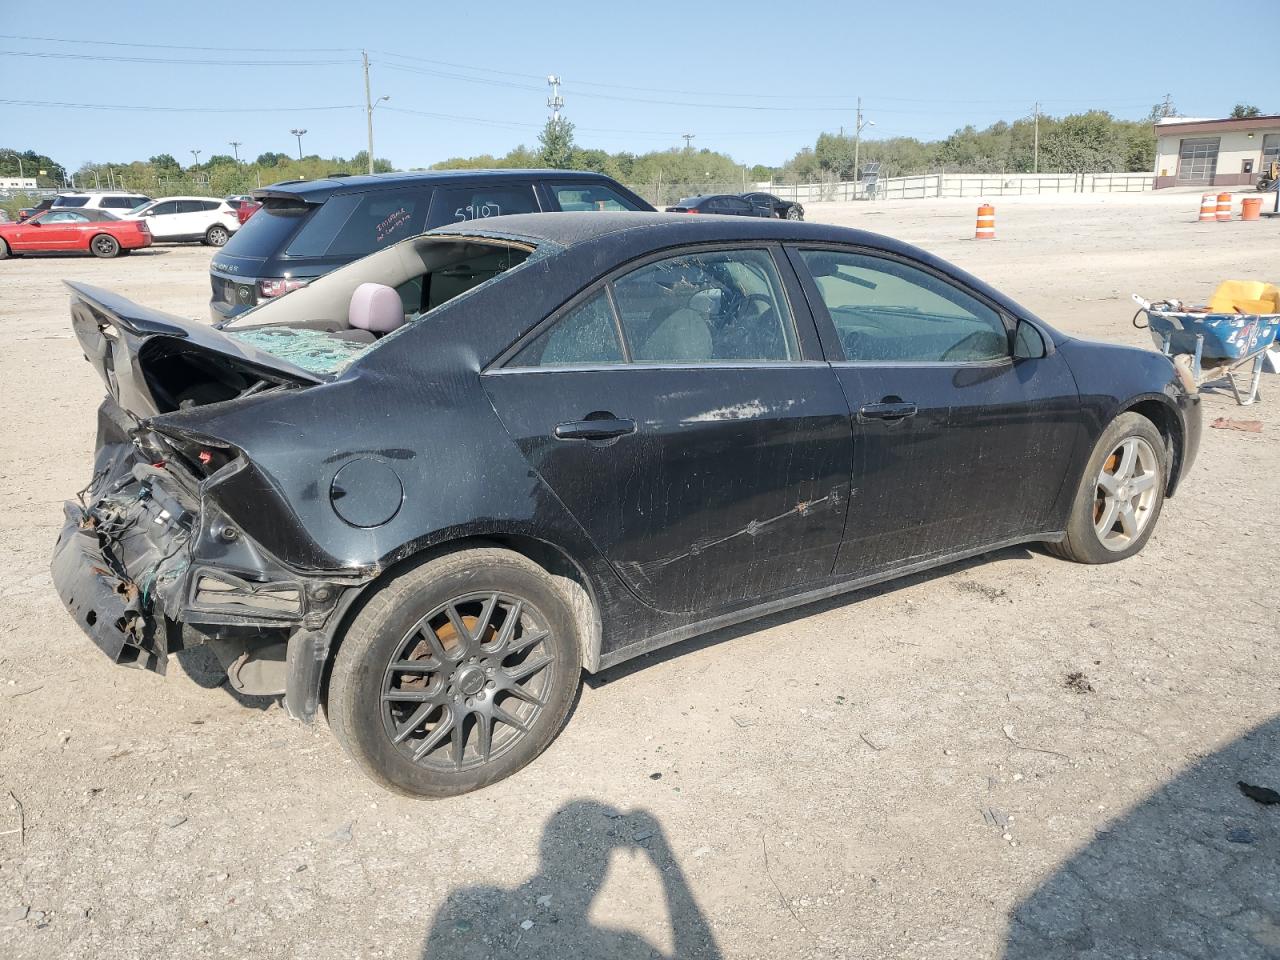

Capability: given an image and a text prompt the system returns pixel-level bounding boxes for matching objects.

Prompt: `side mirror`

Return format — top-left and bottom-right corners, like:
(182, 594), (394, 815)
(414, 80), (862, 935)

(1013, 318), (1048, 359)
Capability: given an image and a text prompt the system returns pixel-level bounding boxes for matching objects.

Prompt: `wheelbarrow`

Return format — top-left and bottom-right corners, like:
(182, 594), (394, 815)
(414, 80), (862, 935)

(1131, 295), (1280, 405)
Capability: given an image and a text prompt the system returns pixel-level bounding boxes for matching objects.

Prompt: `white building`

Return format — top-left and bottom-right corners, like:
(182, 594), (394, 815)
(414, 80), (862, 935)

(0, 177), (39, 190)
(1153, 115), (1280, 188)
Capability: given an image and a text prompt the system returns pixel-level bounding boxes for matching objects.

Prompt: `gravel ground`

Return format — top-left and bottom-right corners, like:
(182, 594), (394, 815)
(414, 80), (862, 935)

(1, 193), (1277, 959)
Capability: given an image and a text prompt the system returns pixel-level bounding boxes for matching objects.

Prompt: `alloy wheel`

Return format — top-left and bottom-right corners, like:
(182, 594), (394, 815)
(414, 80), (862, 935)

(1093, 436), (1160, 551)
(380, 592), (555, 771)
(92, 235), (118, 257)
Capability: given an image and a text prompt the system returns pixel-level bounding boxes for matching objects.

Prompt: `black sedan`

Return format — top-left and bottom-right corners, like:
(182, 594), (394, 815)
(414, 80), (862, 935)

(53, 213), (1200, 797)
(665, 194), (766, 217)
(742, 191), (804, 220)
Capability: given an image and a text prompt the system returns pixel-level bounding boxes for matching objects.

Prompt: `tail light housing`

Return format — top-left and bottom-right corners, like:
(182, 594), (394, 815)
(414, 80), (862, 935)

(136, 220), (151, 234)
(686, 208), (700, 214)
(258, 278), (308, 298)
(238, 202), (261, 225)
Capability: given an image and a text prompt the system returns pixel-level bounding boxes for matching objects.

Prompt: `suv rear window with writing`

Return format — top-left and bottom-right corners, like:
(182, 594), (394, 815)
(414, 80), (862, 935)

(285, 189), (432, 259)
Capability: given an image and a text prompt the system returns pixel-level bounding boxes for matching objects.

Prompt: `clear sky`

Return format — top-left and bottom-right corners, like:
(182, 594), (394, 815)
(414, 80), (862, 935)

(0, 0), (1266, 173)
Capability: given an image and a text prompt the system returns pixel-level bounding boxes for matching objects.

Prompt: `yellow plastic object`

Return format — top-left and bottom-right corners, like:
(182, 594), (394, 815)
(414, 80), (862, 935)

(1206, 280), (1271, 314)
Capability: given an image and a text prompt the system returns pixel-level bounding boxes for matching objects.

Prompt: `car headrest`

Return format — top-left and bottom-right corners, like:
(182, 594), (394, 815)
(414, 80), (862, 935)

(348, 282), (404, 334)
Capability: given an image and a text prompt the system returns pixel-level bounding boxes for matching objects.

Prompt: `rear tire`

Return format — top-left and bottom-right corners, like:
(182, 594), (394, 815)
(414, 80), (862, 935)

(785, 206), (803, 221)
(90, 234), (120, 258)
(204, 225), (230, 247)
(327, 547), (584, 798)
(1046, 412), (1167, 564)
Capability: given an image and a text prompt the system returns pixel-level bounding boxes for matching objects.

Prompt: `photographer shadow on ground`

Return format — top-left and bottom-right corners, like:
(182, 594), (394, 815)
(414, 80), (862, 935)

(1003, 714), (1280, 959)
(422, 800), (722, 959)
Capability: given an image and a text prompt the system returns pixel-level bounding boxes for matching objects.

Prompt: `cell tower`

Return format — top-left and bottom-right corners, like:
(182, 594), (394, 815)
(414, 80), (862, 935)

(547, 75), (564, 121)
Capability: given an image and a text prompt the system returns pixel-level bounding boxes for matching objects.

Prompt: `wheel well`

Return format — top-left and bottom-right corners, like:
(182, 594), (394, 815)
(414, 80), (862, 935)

(319, 534), (604, 705)
(1121, 398), (1183, 494)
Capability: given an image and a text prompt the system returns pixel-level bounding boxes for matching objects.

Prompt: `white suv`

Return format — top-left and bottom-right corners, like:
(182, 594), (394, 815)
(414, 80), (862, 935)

(127, 196), (241, 247)
(52, 192), (152, 215)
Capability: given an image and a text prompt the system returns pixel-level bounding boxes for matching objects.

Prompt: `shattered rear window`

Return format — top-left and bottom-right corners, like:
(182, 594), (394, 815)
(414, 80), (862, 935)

(229, 328), (367, 375)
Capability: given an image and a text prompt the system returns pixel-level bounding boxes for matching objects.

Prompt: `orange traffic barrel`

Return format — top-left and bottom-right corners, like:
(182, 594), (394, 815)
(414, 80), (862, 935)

(1216, 193), (1232, 221)
(1242, 197), (1263, 221)
(1198, 193), (1217, 221)
(975, 203), (995, 240)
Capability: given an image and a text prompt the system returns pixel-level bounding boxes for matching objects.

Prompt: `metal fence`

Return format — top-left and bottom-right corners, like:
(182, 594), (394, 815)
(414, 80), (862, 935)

(745, 172), (1155, 204)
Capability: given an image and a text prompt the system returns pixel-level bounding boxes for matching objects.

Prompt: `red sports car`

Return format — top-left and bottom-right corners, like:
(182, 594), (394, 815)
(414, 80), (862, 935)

(0, 208), (151, 259)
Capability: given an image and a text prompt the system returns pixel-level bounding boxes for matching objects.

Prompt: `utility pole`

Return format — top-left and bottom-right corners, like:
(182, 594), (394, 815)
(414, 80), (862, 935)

(1032, 101), (1040, 174)
(853, 98), (873, 196)
(681, 133), (695, 151)
(854, 97), (862, 186)
(361, 52), (390, 175)
(290, 128), (307, 161)
(546, 75), (563, 121)
(1160, 93), (1173, 118)
(229, 140), (242, 163)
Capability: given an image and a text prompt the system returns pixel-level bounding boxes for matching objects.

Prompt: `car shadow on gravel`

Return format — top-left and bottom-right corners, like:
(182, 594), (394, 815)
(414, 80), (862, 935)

(420, 799), (722, 959)
(589, 544), (1037, 687)
(1003, 715), (1280, 959)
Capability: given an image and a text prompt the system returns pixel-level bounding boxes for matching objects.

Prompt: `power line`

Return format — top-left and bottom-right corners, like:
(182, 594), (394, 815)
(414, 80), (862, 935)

(0, 49), (352, 66)
(0, 33), (354, 52)
(0, 98), (360, 113)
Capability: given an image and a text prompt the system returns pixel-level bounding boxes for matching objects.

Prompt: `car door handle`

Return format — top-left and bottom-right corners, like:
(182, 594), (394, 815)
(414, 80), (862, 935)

(857, 401), (918, 423)
(553, 417), (637, 441)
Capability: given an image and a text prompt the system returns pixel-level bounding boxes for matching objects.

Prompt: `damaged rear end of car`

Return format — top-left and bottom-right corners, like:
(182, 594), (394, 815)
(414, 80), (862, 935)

(52, 282), (363, 718)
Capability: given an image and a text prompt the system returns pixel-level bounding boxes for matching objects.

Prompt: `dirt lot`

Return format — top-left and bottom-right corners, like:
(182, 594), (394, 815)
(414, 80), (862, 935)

(1, 194), (1278, 960)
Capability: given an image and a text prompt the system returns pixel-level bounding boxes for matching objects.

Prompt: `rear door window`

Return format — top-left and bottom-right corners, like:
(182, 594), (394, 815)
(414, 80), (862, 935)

(285, 189), (432, 259)
(548, 183), (640, 212)
(177, 200), (206, 214)
(427, 184), (540, 228)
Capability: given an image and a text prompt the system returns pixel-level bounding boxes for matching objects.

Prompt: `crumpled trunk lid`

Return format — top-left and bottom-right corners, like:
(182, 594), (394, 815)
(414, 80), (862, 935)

(67, 281), (323, 418)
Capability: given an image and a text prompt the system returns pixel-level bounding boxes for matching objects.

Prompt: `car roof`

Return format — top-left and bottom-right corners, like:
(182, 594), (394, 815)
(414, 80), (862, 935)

(59, 191), (148, 198)
(145, 196), (224, 202)
(430, 210), (884, 251)
(254, 168), (624, 203)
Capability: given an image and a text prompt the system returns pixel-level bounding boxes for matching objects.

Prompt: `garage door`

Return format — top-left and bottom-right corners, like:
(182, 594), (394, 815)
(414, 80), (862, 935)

(1177, 137), (1219, 184)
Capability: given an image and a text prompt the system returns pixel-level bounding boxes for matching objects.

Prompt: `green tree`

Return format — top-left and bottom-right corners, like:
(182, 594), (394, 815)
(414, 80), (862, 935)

(0, 148), (67, 185)
(1230, 103), (1262, 119)
(538, 117), (576, 168)
(254, 151), (290, 167)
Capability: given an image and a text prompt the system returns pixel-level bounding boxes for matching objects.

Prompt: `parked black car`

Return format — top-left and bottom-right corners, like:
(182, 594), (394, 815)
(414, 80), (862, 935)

(209, 169), (654, 321)
(742, 191), (804, 220)
(55, 213), (1199, 797)
(17, 197), (54, 222)
(665, 194), (766, 217)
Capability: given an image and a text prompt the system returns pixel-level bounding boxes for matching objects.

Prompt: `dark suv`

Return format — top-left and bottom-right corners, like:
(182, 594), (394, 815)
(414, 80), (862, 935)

(209, 169), (653, 320)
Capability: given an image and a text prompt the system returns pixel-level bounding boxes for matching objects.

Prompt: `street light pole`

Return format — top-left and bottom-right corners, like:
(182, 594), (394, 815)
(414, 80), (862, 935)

(190, 149), (202, 168)
(290, 129), (307, 161)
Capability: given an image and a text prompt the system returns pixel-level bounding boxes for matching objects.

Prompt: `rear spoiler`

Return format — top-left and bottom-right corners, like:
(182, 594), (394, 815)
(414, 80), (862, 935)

(66, 281), (324, 417)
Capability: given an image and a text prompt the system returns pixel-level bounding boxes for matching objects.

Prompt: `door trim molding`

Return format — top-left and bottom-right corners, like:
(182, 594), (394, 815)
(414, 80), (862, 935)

(595, 531), (1062, 672)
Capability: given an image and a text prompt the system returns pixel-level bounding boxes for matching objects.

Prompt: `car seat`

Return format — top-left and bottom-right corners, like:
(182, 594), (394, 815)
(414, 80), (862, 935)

(333, 282), (405, 343)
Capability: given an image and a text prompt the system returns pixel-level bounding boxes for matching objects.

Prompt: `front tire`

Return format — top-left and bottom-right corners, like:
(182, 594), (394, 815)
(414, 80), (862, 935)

(204, 225), (230, 247)
(90, 234), (120, 258)
(1046, 412), (1167, 564)
(327, 547), (584, 798)
(0, 237), (9, 260)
